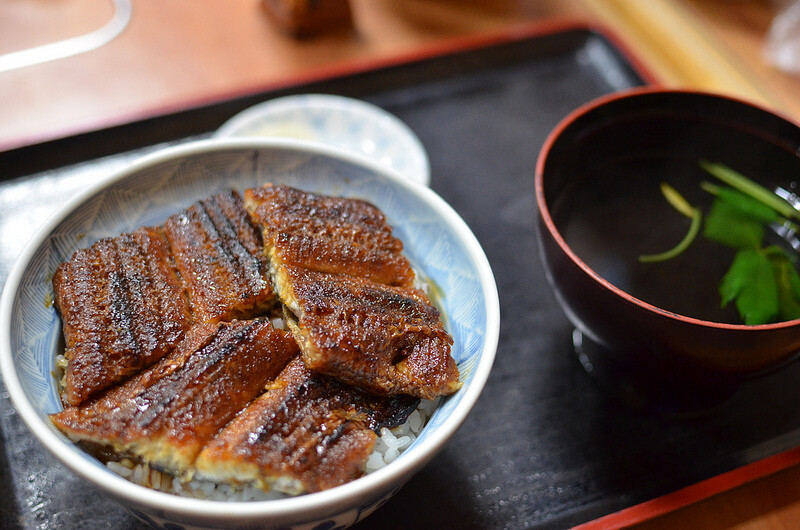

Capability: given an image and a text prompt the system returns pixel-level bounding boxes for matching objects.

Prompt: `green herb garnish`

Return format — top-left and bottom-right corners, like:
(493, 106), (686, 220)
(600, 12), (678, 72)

(700, 181), (780, 225)
(640, 161), (800, 325)
(699, 160), (800, 222)
(718, 247), (778, 325)
(770, 247), (800, 322)
(702, 190), (766, 249)
(639, 183), (702, 263)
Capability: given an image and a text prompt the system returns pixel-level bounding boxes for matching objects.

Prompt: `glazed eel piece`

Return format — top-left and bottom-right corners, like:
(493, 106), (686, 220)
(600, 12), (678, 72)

(162, 189), (275, 324)
(245, 184), (461, 400)
(52, 227), (193, 406)
(243, 183), (415, 287)
(276, 265), (460, 400)
(50, 320), (298, 476)
(193, 357), (419, 494)
(52, 190), (276, 406)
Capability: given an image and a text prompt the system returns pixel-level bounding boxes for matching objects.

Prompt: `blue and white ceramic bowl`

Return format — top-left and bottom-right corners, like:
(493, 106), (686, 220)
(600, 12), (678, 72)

(0, 139), (499, 529)
(214, 94), (431, 186)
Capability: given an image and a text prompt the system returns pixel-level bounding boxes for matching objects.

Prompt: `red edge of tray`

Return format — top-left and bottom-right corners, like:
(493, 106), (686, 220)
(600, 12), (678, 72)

(0, 17), (660, 153)
(577, 446), (800, 528)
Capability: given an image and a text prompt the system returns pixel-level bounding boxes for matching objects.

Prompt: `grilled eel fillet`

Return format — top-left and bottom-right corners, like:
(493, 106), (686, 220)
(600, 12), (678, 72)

(50, 320), (298, 476)
(276, 265), (460, 400)
(163, 189), (274, 323)
(193, 357), (419, 494)
(245, 184), (461, 399)
(244, 183), (415, 287)
(53, 190), (275, 406)
(52, 227), (193, 406)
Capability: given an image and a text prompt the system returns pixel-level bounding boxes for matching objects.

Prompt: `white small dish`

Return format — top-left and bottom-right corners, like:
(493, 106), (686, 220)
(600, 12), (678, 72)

(214, 94), (431, 186)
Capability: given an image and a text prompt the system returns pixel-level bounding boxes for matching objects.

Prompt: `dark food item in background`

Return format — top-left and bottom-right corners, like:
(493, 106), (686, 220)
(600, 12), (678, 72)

(163, 190), (275, 324)
(261, 0), (354, 38)
(193, 357), (420, 494)
(50, 320), (299, 476)
(277, 264), (460, 400)
(52, 226), (192, 406)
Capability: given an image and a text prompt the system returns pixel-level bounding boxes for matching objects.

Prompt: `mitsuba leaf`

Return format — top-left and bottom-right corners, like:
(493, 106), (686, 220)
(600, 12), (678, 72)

(790, 259), (800, 301)
(700, 160), (800, 221)
(703, 183), (780, 225)
(768, 249), (800, 321)
(719, 248), (778, 325)
(703, 199), (764, 249)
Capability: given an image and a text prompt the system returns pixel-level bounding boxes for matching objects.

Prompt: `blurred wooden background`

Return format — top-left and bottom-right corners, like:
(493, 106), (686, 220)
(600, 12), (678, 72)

(1, 0), (799, 151)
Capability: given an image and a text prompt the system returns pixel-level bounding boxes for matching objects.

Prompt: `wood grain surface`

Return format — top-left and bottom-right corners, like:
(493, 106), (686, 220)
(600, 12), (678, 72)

(3, 1), (800, 528)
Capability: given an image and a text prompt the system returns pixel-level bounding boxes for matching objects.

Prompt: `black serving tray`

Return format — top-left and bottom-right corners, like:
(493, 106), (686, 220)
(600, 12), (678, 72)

(3, 23), (799, 529)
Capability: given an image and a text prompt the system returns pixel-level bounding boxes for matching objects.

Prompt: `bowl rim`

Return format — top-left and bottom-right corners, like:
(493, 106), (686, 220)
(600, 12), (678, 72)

(213, 93), (432, 186)
(535, 86), (800, 331)
(0, 137), (500, 521)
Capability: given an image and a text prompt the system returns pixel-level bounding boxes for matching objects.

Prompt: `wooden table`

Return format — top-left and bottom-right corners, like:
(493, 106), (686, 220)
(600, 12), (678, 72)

(3, 1), (800, 527)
